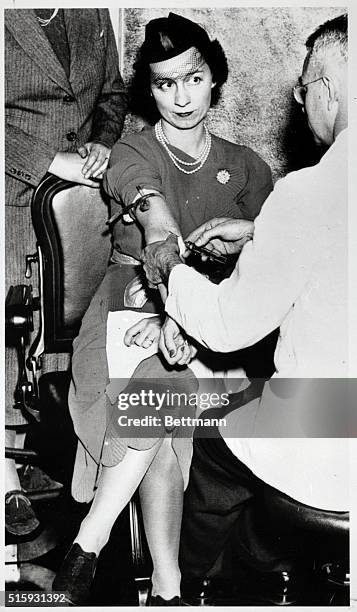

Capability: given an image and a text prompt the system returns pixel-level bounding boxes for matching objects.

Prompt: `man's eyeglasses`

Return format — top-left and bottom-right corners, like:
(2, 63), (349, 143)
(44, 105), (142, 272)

(293, 76), (325, 105)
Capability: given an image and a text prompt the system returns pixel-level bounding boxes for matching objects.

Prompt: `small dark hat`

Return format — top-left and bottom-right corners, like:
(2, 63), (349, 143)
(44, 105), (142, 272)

(141, 12), (212, 64)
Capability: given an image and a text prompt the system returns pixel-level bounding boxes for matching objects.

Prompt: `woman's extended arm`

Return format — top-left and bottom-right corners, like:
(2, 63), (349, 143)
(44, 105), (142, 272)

(131, 189), (181, 244)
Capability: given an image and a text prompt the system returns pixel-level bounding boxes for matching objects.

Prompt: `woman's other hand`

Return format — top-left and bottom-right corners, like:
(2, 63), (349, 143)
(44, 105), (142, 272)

(159, 317), (197, 366)
(77, 142), (111, 179)
(184, 217), (255, 260)
(124, 316), (161, 349)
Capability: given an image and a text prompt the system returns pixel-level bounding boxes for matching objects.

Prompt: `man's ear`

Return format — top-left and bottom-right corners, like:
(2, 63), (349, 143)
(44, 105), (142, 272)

(323, 76), (338, 111)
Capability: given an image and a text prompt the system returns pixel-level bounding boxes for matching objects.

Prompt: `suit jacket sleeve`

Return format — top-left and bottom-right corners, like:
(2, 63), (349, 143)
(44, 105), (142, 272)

(5, 122), (59, 187)
(90, 9), (128, 148)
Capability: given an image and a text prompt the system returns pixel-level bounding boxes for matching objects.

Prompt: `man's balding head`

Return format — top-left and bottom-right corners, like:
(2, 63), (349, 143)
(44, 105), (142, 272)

(302, 14), (347, 146)
(306, 13), (347, 66)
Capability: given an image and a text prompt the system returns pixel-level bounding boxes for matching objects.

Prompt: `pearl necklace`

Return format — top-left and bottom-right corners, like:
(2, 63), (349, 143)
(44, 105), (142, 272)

(154, 120), (211, 175)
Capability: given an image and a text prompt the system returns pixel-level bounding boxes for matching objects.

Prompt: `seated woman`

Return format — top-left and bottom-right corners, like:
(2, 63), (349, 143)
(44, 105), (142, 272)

(53, 12), (273, 605)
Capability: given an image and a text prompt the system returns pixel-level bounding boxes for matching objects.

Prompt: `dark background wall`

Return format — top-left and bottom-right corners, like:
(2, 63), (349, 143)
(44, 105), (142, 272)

(122, 6), (345, 180)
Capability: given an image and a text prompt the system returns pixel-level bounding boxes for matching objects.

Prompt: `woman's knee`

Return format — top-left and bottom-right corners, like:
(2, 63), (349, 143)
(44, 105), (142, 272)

(149, 438), (183, 482)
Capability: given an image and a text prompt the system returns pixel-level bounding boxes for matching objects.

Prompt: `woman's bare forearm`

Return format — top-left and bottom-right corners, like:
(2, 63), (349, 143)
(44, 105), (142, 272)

(133, 191), (181, 244)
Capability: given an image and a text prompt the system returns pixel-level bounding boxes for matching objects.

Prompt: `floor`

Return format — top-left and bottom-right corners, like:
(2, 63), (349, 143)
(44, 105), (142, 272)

(5, 491), (145, 606)
(5, 488), (349, 607)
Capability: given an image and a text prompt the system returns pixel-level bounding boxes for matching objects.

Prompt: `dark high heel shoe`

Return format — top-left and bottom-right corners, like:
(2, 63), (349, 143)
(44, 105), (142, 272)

(52, 543), (97, 605)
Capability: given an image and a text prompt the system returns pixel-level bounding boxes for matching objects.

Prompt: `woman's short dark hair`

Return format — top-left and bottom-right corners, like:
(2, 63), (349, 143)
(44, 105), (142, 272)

(130, 12), (228, 124)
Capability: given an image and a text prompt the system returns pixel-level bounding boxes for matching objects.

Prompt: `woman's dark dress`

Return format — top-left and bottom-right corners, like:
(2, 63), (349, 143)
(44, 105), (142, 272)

(69, 127), (273, 502)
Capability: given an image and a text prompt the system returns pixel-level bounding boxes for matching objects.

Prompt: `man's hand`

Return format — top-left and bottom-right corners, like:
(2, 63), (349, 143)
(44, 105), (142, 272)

(124, 316), (161, 349)
(184, 217), (255, 260)
(48, 152), (100, 188)
(77, 142), (110, 179)
(159, 317), (197, 366)
(142, 233), (182, 287)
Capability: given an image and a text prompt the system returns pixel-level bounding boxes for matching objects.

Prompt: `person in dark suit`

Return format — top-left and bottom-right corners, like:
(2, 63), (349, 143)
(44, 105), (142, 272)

(5, 8), (127, 203)
(5, 8), (127, 537)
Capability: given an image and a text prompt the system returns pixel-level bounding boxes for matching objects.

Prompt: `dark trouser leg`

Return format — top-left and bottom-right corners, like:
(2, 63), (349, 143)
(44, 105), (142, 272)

(179, 429), (258, 580)
(179, 429), (297, 581)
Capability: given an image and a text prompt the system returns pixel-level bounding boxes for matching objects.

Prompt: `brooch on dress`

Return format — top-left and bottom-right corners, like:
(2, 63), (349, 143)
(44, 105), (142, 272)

(216, 169), (231, 184)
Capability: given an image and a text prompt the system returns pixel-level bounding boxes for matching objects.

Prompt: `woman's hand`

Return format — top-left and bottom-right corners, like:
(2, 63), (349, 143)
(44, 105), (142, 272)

(77, 142), (111, 179)
(159, 317), (197, 366)
(124, 316), (161, 349)
(184, 217), (255, 260)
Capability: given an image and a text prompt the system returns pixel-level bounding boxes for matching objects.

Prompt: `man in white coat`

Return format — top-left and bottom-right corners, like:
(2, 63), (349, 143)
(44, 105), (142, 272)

(141, 13), (349, 604)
